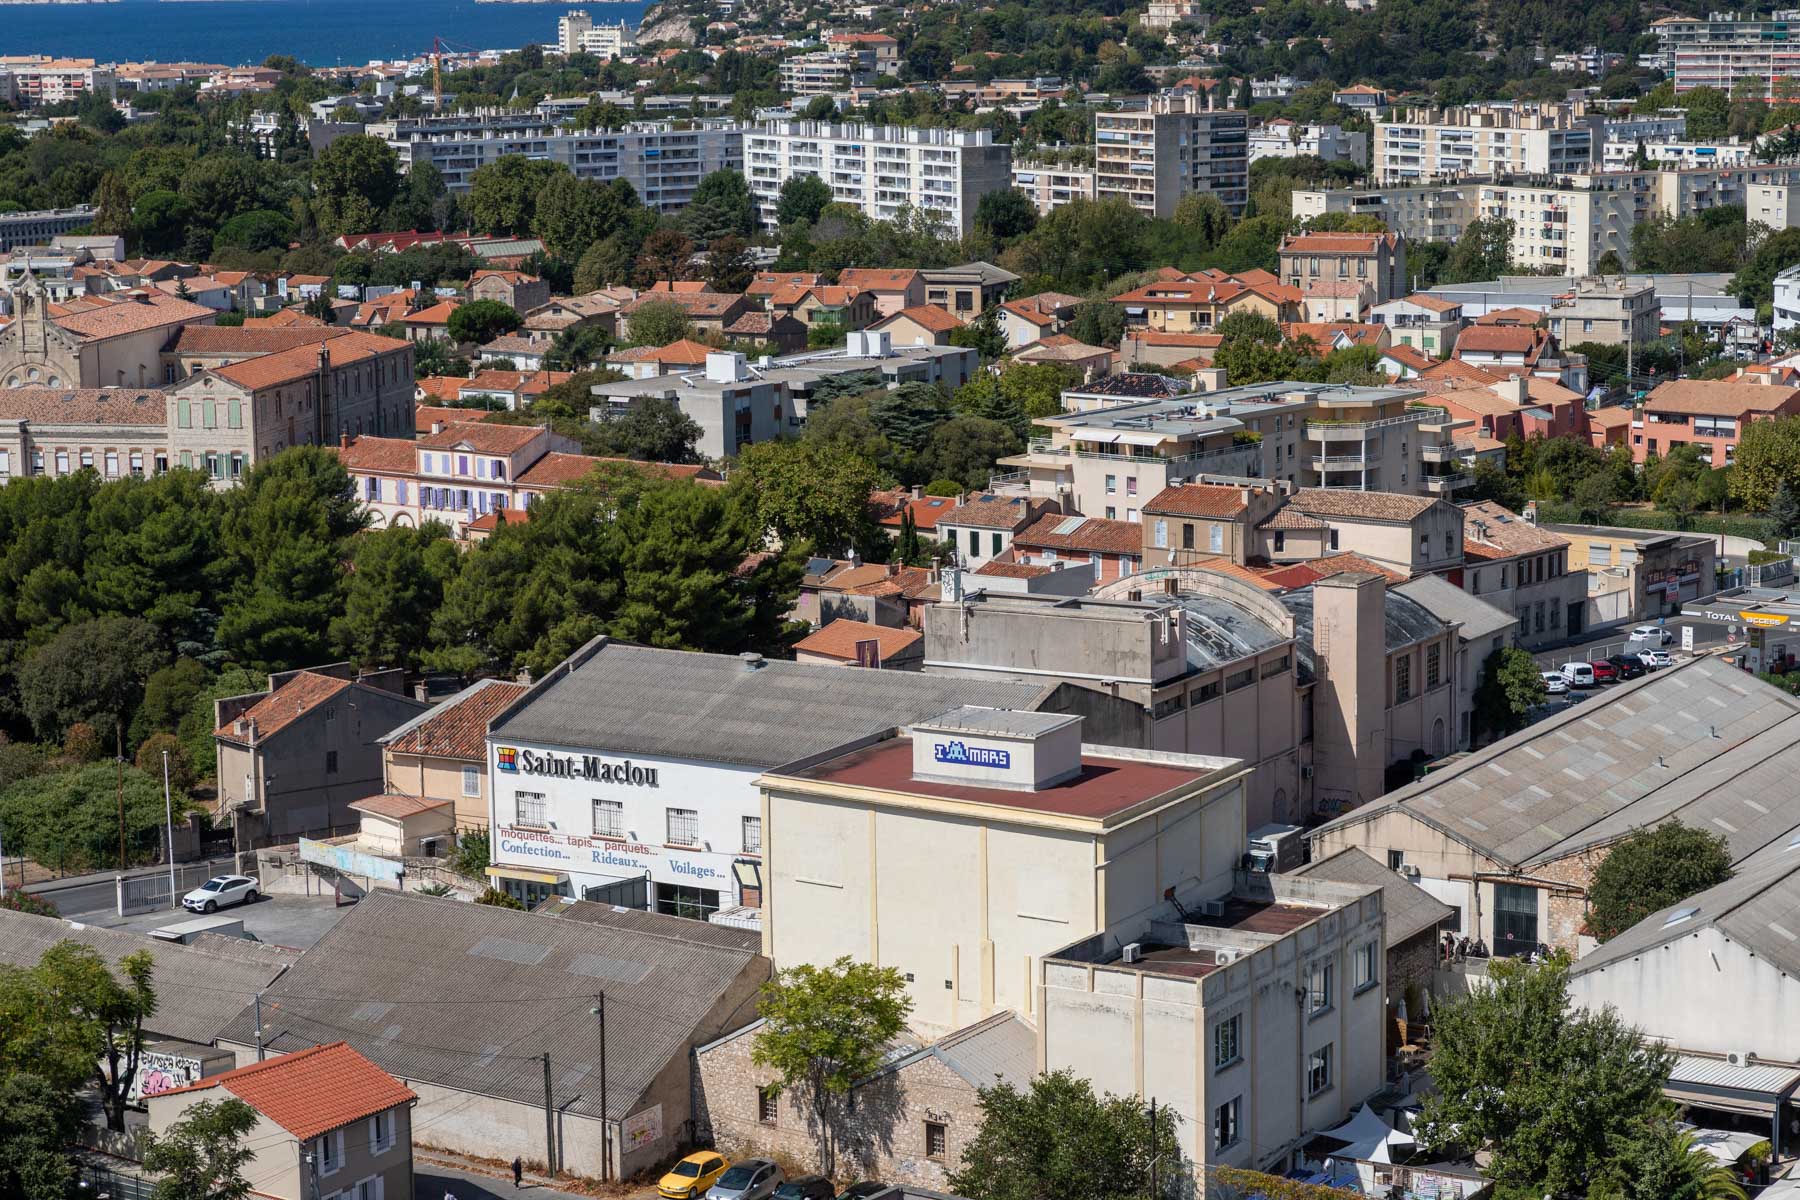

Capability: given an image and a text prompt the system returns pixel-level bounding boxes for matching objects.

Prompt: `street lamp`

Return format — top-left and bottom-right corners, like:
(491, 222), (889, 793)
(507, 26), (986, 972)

(163, 750), (177, 909)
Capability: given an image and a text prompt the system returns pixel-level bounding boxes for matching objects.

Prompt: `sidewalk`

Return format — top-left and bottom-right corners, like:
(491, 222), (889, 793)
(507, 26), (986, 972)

(415, 1148), (651, 1199)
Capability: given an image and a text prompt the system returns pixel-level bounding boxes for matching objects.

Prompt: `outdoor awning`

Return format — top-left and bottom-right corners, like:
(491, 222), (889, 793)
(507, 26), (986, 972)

(1075, 429), (1164, 447)
(486, 864), (568, 886)
(1665, 1055), (1800, 1117)
(732, 860), (762, 890)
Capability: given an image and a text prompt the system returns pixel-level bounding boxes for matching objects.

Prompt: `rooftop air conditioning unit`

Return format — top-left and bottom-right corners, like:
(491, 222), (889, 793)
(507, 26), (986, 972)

(1121, 942), (1142, 964)
(1400, 865), (1422, 882)
(1213, 948), (1241, 966)
(1300, 765), (1315, 779)
(1199, 899), (1227, 919)
(1726, 1050), (1754, 1067)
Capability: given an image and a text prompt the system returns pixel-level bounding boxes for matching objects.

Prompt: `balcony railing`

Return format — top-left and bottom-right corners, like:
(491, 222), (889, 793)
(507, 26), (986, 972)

(1314, 456), (1370, 471)
(1425, 472), (1472, 492)
(1306, 407), (1449, 439)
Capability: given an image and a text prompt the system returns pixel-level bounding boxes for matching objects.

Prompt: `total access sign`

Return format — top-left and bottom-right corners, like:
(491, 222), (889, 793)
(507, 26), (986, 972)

(496, 746), (660, 787)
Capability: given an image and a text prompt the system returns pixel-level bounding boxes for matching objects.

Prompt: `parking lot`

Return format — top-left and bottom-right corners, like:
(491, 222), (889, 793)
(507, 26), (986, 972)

(1528, 617), (1730, 674)
(80, 894), (351, 952)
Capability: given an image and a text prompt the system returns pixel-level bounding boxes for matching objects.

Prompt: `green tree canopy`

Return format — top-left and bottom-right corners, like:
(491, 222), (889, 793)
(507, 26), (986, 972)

(18, 616), (166, 749)
(1586, 822), (1733, 942)
(310, 134), (402, 236)
(144, 1097), (259, 1200)
(1471, 644), (1544, 743)
(626, 299), (694, 347)
(735, 439), (883, 556)
(446, 299), (524, 346)
(467, 155), (565, 237)
(1728, 414), (1800, 511)
(330, 523), (459, 671)
(751, 957), (912, 1177)
(776, 175), (834, 228)
(587, 396), (704, 464)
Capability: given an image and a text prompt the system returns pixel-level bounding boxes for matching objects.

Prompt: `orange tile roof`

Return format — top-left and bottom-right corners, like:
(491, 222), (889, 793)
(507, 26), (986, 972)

(609, 338), (714, 367)
(1015, 513), (1143, 556)
(1144, 483), (1251, 518)
(156, 1042), (416, 1142)
(466, 507), (533, 533)
(794, 618), (923, 662)
(624, 291), (743, 318)
(169, 325), (348, 354)
(877, 304), (963, 333)
(1473, 306), (1543, 326)
(335, 434), (417, 474)
(460, 369), (573, 395)
(1280, 232), (1397, 253)
(0, 388), (167, 426)
(417, 421), (546, 455)
(401, 299), (462, 326)
(747, 272), (823, 296)
(259, 308), (329, 328)
(349, 793), (452, 820)
(1260, 552), (1404, 588)
(1390, 293), (1461, 314)
(973, 559), (1056, 578)
(383, 679), (528, 761)
(52, 291), (214, 341)
(470, 269), (539, 286)
(1416, 358), (1503, 385)
(215, 672), (353, 744)
(837, 268), (919, 292)
(877, 494), (960, 531)
(1176, 556), (1287, 591)
(1455, 326), (1547, 361)
(210, 331), (408, 392)
(1645, 379), (1800, 418)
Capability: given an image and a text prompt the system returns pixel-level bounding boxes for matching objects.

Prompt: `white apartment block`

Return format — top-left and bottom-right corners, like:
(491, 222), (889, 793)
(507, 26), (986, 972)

(1657, 11), (1800, 100)
(1, 58), (115, 107)
(1601, 109), (1688, 145)
(1094, 93), (1250, 218)
(1599, 139), (1751, 170)
(1298, 162), (1800, 274)
(555, 9), (634, 56)
(1010, 158), (1098, 215)
(778, 51), (874, 95)
(1373, 102), (1598, 183)
(557, 10), (592, 54)
(743, 121), (1013, 234)
(1248, 122), (1368, 168)
(368, 114), (743, 210)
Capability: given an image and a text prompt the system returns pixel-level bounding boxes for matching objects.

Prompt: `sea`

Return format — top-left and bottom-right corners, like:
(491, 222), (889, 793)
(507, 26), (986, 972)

(0, 0), (655, 69)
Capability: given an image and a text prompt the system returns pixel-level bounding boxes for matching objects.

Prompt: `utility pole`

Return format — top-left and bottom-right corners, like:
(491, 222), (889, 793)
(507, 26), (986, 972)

(542, 1052), (556, 1176)
(592, 994), (610, 1181)
(1148, 1096), (1158, 1200)
(162, 750), (176, 910)
(254, 992), (265, 1061)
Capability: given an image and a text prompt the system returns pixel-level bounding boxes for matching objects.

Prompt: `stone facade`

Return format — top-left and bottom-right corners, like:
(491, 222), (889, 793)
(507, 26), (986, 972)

(1529, 848), (1605, 953)
(694, 1024), (990, 1190)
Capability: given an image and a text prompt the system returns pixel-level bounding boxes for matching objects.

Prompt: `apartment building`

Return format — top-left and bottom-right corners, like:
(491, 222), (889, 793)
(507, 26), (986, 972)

(1372, 101), (1599, 182)
(1632, 378), (1800, 467)
(1449, 500), (1587, 645)
(825, 32), (901, 73)
(1278, 232), (1407, 306)
(778, 50), (875, 95)
(0, 205), (97, 254)
(1656, 10), (1800, 100)
(1599, 138), (1751, 170)
(337, 421), (584, 536)
(1292, 185), (1474, 245)
(1367, 294), (1463, 358)
(556, 11), (637, 59)
(1010, 158), (1098, 215)
(368, 114), (744, 210)
(1094, 92), (1250, 218)
(2, 58), (114, 107)
(1541, 276), (1659, 347)
(0, 276), (217, 392)
(1248, 121), (1368, 168)
(744, 122), (1012, 234)
(1111, 269), (1305, 333)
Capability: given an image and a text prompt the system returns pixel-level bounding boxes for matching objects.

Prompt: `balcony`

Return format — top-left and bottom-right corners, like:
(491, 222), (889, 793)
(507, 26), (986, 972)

(1420, 443), (1459, 463)
(1314, 455), (1370, 472)
(1424, 472), (1473, 493)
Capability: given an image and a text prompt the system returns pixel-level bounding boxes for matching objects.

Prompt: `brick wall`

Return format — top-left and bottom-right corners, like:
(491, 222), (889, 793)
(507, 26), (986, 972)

(695, 1029), (988, 1188)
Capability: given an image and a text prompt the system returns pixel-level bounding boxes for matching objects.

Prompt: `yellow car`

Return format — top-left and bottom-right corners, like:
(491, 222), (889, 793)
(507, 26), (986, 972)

(659, 1151), (731, 1200)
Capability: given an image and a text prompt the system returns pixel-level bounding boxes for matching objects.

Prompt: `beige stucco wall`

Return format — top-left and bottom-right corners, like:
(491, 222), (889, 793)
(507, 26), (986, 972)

(762, 774), (1246, 1034)
(385, 751), (490, 831)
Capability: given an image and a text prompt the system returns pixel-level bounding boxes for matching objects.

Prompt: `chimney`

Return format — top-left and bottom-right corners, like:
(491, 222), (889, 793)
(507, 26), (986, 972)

(430, 421), (444, 435)
(740, 652), (765, 671)
(340, 431), (350, 449)
(1499, 373), (1528, 405)
(1309, 573), (1389, 809)
(911, 484), (922, 499)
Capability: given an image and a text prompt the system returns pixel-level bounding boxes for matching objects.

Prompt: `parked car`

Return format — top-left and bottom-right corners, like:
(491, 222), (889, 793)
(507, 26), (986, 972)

(1638, 649), (1673, 669)
(1629, 624), (1675, 646)
(1590, 659), (1620, 684)
(1606, 654), (1647, 680)
(836, 1184), (890, 1200)
(774, 1177), (835, 1200)
(1560, 662), (1597, 688)
(181, 875), (259, 913)
(708, 1160), (785, 1200)
(1541, 671), (1569, 695)
(661, 1154), (731, 1200)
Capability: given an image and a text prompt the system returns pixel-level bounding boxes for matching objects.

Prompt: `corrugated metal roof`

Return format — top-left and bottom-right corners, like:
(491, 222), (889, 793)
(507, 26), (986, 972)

(1294, 847), (1455, 947)
(213, 890), (767, 1122)
(1165, 593), (1289, 672)
(1394, 574), (1515, 643)
(490, 642), (1052, 768)
(0, 909), (294, 1045)
(1669, 1054), (1800, 1096)
(930, 1011), (1037, 1090)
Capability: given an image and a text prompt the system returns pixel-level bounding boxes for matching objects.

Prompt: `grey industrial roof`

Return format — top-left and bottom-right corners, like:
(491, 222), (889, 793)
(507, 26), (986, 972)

(1312, 655), (1800, 869)
(1160, 593), (1291, 672)
(1668, 1053), (1800, 1097)
(1293, 847), (1455, 947)
(1394, 573), (1515, 644)
(1569, 847), (1800, 983)
(213, 890), (768, 1122)
(1280, 586), (1448, 685)
(489, 639), (1053, 768)
(544, 899), (761, 953)
(916, 707), (1080, 738)
(923, 1011), (1037, 1090)
(0, 909), (294, 1045)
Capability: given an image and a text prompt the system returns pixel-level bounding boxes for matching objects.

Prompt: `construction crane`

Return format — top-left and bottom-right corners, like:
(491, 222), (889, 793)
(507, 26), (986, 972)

(427, 35), (481, 112)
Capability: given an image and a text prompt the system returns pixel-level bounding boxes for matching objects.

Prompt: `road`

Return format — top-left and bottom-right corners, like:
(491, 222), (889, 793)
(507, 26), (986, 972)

(1527, 616), (1731, 673)
(19, 856), (239, 919)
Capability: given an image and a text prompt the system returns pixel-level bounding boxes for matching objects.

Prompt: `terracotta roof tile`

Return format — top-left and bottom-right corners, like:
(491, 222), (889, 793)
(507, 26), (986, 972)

(259, 309), (330, 328)
(334, 435), (417, 474)
(349, 793), (452, 819)
(1143, 483), (1250, 518)
(416, 402), (490, 428)
(1455, 326), (1546, 357)
(210, 331), (408, 392)
(53, 291), (214, 341)
(1176, 556), (1287, 591)
(515, 452), (715, 488)
(215, 672), (353, 744)
(416, 422), (547, 455)
(794, 618), (922, 661)
(382, 679), (528, 761)
(877, 494), (960, 531)
(1279, 232), (1397, 253)
(1292, 487), (1440, 523)
(1473, 306), (1543, 326)
(837, 268), (919, 292)
(1260, 552), (1404, 587)
(466, 507), (533, 533)
(1645, 379), (1800, 418)
(938, 495), (1043, 530)
(876, 304), (963, 333)
(1014, 513), (1142, 556)
(973, 559), (1055, 578)
(0, 388), (168, 426)
(622, 291), (743, 319)
(747, 272), (823, 296)
(168, 325), (348, 354)
(1389, 293), (1461, 314)
(608, 338), (714, 366)
(1256, 507), (1329, 530)
(156, 1042), (416, 1142)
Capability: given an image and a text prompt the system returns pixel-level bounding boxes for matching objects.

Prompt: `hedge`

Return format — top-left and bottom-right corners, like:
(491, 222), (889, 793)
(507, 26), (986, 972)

(1532, 503), (1773, 545)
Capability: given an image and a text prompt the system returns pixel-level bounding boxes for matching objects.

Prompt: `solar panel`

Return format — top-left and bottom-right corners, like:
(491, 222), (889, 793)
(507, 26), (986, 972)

(1052, 516), (1087, 535)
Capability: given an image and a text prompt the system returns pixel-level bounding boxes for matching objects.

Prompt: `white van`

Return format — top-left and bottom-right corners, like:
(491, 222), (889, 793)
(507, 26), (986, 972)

(1560, 662), (1597, 688)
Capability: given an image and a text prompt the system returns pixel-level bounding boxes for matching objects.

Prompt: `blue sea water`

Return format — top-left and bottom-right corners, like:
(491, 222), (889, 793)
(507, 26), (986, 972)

(0, 0), (654, 69)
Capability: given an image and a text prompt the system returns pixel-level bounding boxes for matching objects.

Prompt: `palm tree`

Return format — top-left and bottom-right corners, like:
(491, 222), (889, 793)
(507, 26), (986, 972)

(1670, 1131), (1749, 1200)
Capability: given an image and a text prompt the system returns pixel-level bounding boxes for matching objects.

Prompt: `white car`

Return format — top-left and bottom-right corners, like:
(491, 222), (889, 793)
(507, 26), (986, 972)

(1628, 625), (1675, 647)
(1638, 649), (1673, 669)
(182, 875), (259, 913)
(1541, 671), (1569, 694)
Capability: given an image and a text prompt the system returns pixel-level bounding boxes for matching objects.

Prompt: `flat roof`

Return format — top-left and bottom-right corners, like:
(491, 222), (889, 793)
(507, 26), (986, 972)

(781, 736), (1224, 821)
(915, 707), (1081, 738)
